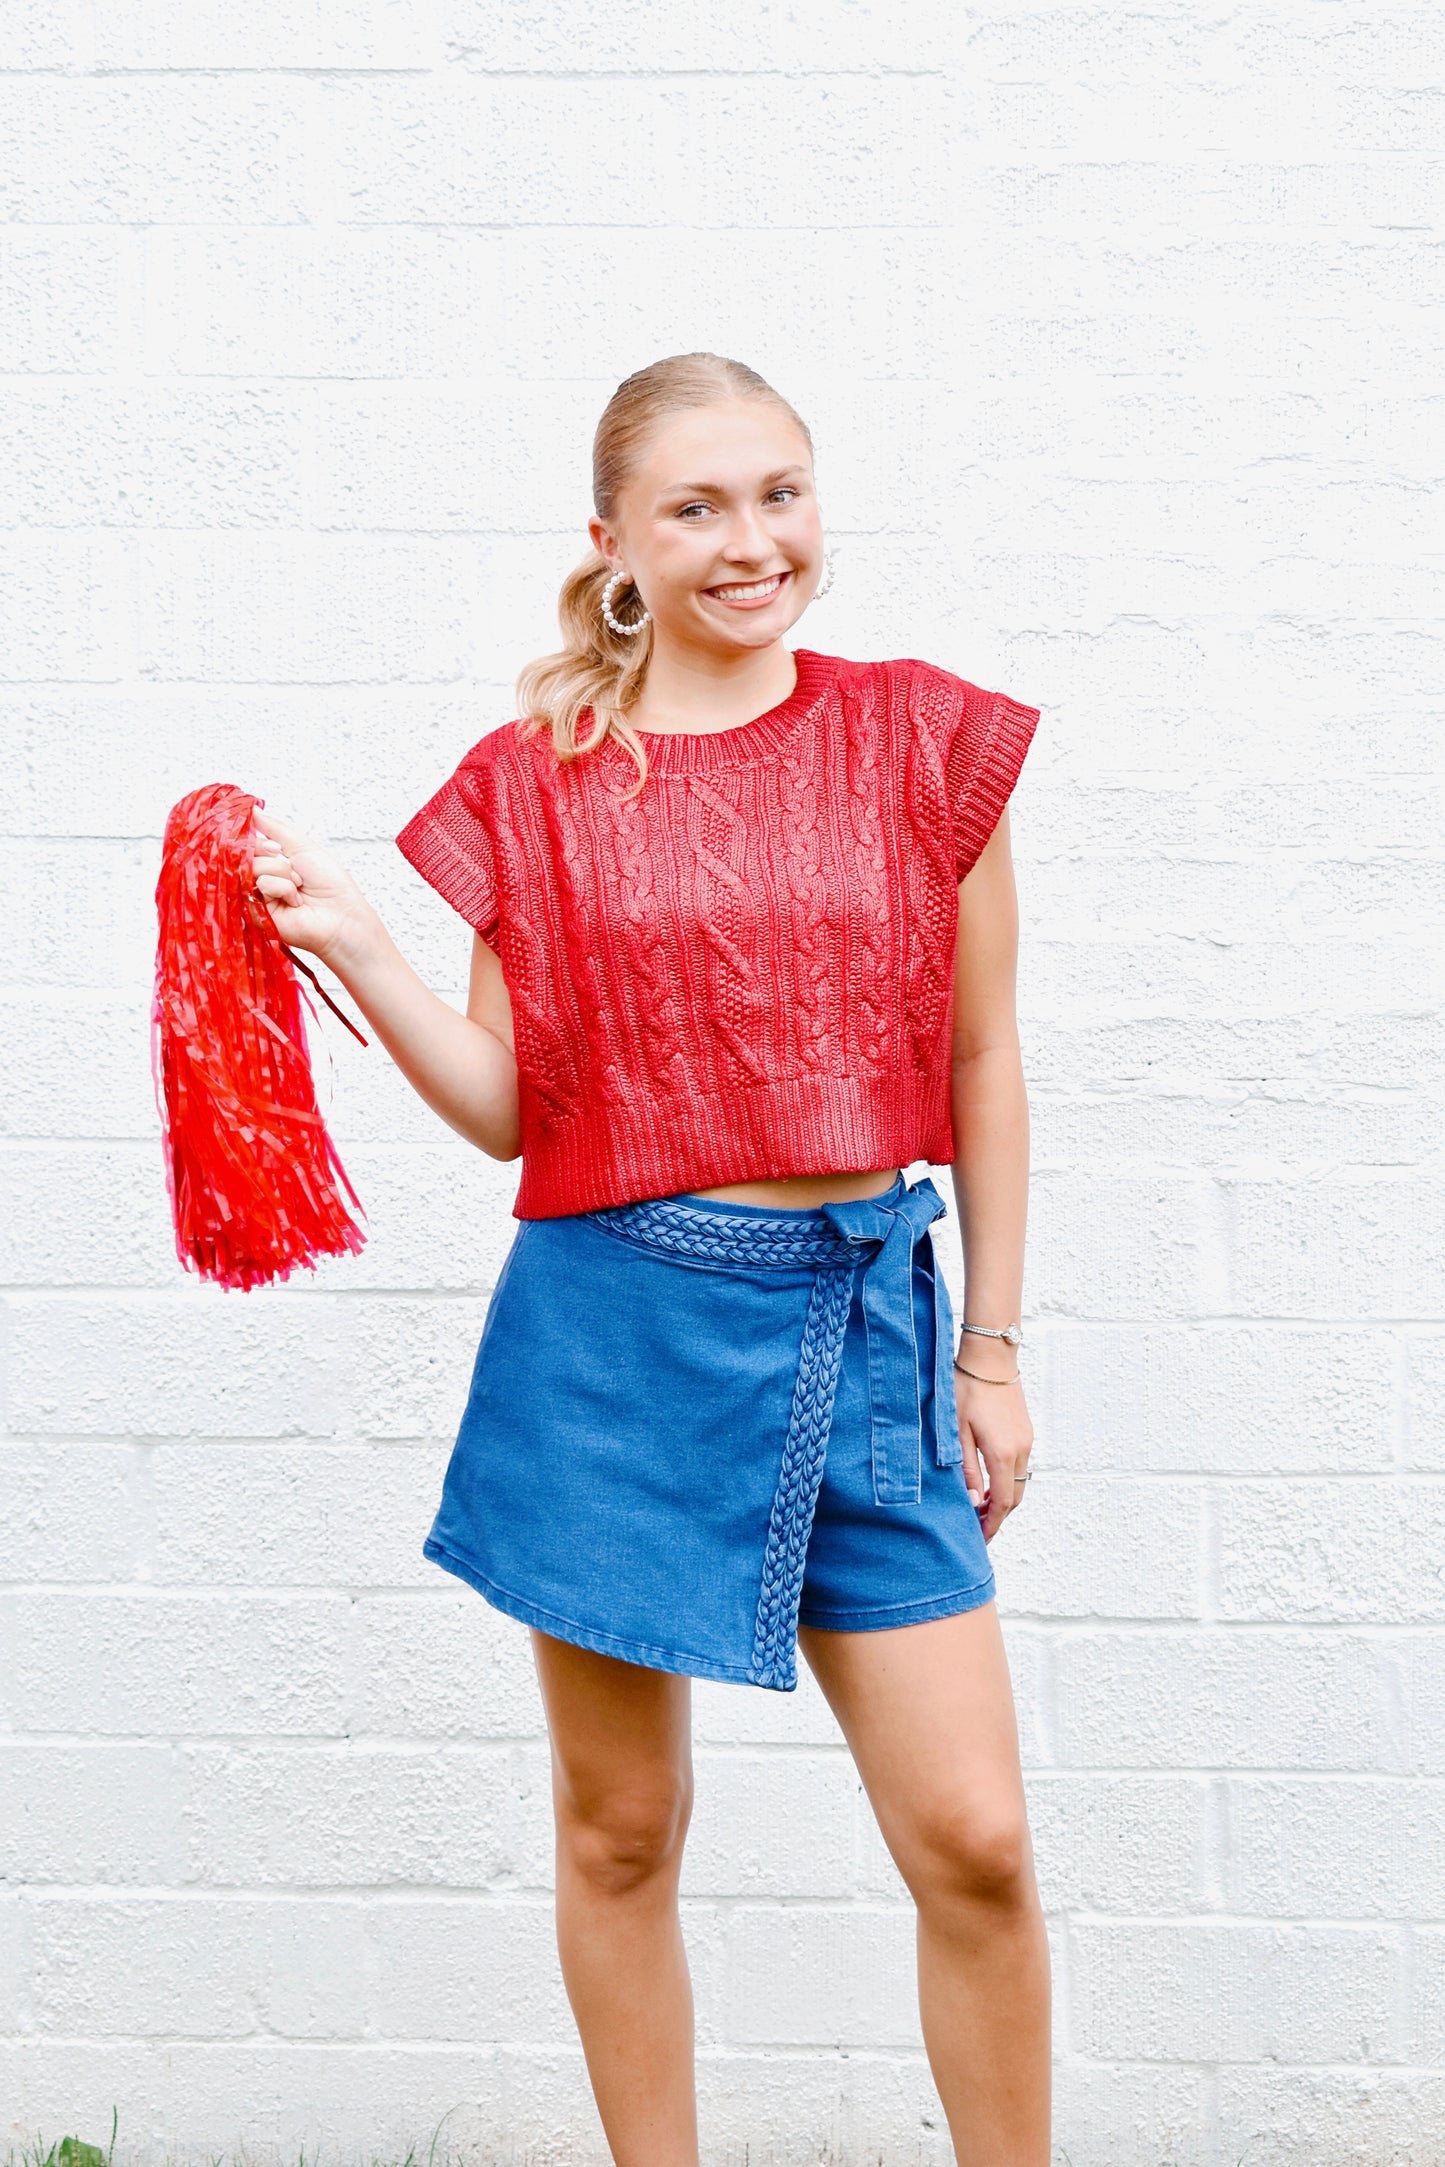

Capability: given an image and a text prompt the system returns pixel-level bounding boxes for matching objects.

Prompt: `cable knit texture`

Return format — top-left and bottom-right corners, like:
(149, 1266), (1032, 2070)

(396, 649), (1040, 1218)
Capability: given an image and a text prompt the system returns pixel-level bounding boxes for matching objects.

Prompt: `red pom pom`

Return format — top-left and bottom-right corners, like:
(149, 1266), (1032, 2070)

(151, 782), (367, 1291)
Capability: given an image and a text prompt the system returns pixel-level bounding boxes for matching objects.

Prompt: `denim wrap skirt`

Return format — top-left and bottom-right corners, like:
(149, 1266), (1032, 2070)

(423, 1169), (996, 1691)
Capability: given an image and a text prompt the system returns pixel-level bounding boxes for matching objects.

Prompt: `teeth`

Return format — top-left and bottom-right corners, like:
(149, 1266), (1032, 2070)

(711, 575), (784, 601)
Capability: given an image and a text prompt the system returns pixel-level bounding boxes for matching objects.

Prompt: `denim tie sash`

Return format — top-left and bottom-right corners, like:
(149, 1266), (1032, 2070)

(589, 1173), (961, 1689)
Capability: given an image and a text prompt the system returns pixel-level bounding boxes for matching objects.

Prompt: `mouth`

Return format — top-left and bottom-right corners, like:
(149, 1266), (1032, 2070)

(702, 570), (792, 609)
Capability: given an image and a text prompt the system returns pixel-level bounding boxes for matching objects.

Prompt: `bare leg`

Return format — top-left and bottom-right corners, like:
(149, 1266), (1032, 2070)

(799, 1601), (1051, 2166)
(530, 1630), (698, 2167)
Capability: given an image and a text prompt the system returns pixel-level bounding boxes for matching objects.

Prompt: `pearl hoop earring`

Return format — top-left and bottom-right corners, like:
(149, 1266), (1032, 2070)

(814, 549), (835, 601)
(601, 571), (651, 638)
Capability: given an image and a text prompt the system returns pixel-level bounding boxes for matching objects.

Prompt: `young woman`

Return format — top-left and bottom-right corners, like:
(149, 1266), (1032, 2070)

(252, 353), (1049, 2166)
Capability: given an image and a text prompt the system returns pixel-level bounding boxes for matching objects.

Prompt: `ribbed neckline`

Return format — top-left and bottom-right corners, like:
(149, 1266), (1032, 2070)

(597, 648), (839, 777)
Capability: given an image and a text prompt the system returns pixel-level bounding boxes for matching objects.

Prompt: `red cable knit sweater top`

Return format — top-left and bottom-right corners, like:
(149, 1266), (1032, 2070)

(396, 648), (1039, 1219)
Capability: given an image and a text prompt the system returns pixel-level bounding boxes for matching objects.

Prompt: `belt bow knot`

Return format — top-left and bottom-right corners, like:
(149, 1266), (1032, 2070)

(821, 1176), (960, 1507)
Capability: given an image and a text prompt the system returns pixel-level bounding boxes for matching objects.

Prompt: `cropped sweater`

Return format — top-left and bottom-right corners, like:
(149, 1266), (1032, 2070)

(396, 648), (1040, 1219)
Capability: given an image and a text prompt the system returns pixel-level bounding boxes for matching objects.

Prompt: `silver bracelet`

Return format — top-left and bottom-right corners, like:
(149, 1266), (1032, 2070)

(958, 1319), (1024, 1348)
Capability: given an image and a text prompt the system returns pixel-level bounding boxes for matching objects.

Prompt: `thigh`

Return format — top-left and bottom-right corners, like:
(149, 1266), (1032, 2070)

(531, 1628), (694, 1811)
(798, 1602), (1028, 1877)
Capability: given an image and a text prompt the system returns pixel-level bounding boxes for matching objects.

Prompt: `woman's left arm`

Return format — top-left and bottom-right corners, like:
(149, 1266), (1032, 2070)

(948, 806), (1035, 1539)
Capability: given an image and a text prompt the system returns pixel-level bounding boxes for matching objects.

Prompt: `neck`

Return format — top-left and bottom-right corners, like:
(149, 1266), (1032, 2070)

(627, 635), (799, 735)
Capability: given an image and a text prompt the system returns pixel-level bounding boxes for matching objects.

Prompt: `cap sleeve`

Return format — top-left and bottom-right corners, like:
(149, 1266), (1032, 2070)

(395, 742), (502, 947)
(944, 682), (1040, 883)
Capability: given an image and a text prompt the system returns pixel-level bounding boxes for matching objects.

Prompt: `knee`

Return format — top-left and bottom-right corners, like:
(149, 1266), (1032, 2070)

(903, 1798), (1034, 1916)
(557, 1774), (693, 1898)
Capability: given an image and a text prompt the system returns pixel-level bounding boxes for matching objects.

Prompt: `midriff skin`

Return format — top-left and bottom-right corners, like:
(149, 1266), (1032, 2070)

(689, 1169), (901, 1208)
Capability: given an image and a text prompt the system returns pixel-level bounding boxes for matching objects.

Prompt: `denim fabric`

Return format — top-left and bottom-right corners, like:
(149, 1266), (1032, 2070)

(422, 1171), (996, 1691)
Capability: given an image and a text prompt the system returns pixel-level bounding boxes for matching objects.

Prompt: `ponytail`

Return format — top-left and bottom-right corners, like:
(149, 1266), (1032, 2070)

(515, 549), (656, 802)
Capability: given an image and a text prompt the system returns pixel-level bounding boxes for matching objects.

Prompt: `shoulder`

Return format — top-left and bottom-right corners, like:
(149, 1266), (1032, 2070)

(820, 655), (1001, 759)
(808, 650), (989, 711)
(799, 650), (1028, 756)
(792, 649), (963, 710)
(879, 656), (994, 723)
(876, 658), (1039, 753)
(444, 717), (543, 807)
(452, 716), (531, 777)
(398, 717), (537, 866)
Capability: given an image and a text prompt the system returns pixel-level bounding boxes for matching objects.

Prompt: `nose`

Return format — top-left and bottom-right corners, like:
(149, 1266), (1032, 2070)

(721, 504), (774, 565)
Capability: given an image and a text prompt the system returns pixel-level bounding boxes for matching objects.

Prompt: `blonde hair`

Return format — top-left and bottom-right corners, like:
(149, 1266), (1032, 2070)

(515, 353), (814, 800)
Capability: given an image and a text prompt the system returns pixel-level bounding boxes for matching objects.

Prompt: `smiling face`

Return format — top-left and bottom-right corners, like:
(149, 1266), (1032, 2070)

(588, 397), (825, 659)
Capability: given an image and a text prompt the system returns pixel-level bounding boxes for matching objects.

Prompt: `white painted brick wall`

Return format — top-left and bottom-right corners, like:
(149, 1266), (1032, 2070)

(1, 2), (1441, 2161)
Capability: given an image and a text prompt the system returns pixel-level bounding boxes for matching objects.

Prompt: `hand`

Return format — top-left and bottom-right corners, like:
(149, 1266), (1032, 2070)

(955, 1359), (1034, 1543)
(249, 807), (376, 969)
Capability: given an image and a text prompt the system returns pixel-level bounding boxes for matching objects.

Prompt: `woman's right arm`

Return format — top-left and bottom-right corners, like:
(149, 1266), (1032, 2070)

(251, 809), (520, 1161)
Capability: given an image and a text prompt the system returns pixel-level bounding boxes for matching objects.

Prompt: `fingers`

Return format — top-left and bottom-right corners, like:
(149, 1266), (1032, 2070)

(959, 1404), (1020, 1535)
(250, 806), (308, 866)
(249, 804), (304, 904)
(976, 1450), (1005, 1539)
(254, 871), (302, 908)
(961, 1430), (986, 1512)
(252, 838), (303, 908)
(970, 1429), (1032, 1540)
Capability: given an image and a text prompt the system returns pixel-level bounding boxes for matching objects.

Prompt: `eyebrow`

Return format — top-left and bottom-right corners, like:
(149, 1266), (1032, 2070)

(663, 466), (810, 497)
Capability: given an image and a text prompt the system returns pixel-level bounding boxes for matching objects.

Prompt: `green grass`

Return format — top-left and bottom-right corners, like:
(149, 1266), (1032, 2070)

(13, 2118), (117, 2167)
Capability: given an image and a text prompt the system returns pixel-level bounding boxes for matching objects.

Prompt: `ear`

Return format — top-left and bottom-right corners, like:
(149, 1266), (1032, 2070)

(588, 514), (625, 575)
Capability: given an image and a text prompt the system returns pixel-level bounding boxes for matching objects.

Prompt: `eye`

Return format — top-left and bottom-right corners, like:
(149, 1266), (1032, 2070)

(676, 501), (713, 520)
(766, 486), (800, 505)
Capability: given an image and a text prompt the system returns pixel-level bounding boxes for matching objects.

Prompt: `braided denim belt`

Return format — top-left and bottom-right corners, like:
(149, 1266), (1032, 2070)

(589, 1172), (962, 1688)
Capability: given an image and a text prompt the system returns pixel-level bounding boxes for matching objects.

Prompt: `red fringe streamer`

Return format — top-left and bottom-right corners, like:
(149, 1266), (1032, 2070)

(151, 782), (367, 1291)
